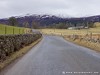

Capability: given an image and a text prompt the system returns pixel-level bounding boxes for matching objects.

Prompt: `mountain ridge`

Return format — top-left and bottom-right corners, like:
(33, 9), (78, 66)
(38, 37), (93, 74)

(0, 14), (100, 27)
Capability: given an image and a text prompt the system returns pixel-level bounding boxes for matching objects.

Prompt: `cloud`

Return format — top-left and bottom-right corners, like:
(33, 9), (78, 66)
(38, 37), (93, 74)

(0, 0), (100, 18)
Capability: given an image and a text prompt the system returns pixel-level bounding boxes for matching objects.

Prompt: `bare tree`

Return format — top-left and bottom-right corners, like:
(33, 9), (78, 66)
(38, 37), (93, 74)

(31, 21), (40, 29)
(23, 21), (30, 28)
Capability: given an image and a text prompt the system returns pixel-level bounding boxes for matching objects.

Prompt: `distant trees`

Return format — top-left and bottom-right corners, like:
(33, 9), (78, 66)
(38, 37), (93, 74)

(55, 23), (68, 29)
(31, 21), (40, 29)
(8, 17), (18, 26)
(8, 17), (94, 29)
(23, 22), (30, 28)
(22, 20), (40, 29)
(87, 22), (94, 28)
(48, 22), (68, 29)
(67, 21), (94, 28)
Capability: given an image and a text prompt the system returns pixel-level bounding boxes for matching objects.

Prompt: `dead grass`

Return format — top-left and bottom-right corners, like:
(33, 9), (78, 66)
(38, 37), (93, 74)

(64, 37), (100, 52)
(40, 25), (100, 35)
(0, 37), (42, 70)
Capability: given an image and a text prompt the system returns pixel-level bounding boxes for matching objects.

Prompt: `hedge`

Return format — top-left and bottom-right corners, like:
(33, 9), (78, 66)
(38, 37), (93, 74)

(0, 33), (42, 61)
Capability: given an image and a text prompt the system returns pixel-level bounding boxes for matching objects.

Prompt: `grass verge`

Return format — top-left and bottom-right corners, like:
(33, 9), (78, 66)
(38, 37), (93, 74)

(0, 37), (42, 71)
(64, 37), (100, 52)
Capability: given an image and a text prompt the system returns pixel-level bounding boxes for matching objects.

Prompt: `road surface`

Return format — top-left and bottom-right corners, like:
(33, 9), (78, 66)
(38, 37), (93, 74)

(0, 35), (100, 75)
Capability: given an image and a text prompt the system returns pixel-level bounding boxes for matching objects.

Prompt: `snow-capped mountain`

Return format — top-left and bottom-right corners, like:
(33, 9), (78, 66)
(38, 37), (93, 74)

(0, 14), (100, 27)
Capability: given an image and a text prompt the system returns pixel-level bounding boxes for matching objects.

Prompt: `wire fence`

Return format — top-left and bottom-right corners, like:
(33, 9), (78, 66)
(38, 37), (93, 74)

(0, 25), (25, 35)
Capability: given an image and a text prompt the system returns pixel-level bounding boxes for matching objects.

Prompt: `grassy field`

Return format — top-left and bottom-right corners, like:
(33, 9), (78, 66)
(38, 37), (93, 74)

(0, 24), (31, 35)
(41, 28), (100, 36)
(40, 22), (100, 35)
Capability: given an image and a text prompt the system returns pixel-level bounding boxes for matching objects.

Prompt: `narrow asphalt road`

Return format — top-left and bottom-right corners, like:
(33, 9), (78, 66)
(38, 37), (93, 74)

(0, 35), (100, 75)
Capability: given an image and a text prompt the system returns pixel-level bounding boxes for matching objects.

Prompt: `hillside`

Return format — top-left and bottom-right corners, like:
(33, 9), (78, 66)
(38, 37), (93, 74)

(0, 14), (100, 27)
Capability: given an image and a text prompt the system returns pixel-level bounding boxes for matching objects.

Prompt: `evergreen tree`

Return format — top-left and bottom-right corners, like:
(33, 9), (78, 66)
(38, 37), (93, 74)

(8, 17), (18, 26)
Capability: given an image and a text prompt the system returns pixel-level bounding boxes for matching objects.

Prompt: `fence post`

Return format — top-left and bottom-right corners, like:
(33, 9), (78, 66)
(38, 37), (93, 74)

(23, 28), (25, 34)
(90, 32), (92, 40)
(13, 27), (14, 34)
(19, 28), (20, 34)
(5, 26), (7, 34)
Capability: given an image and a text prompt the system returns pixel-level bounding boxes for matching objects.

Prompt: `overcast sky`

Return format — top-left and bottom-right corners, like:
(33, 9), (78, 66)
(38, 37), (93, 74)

(0, 0), (100, 18)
